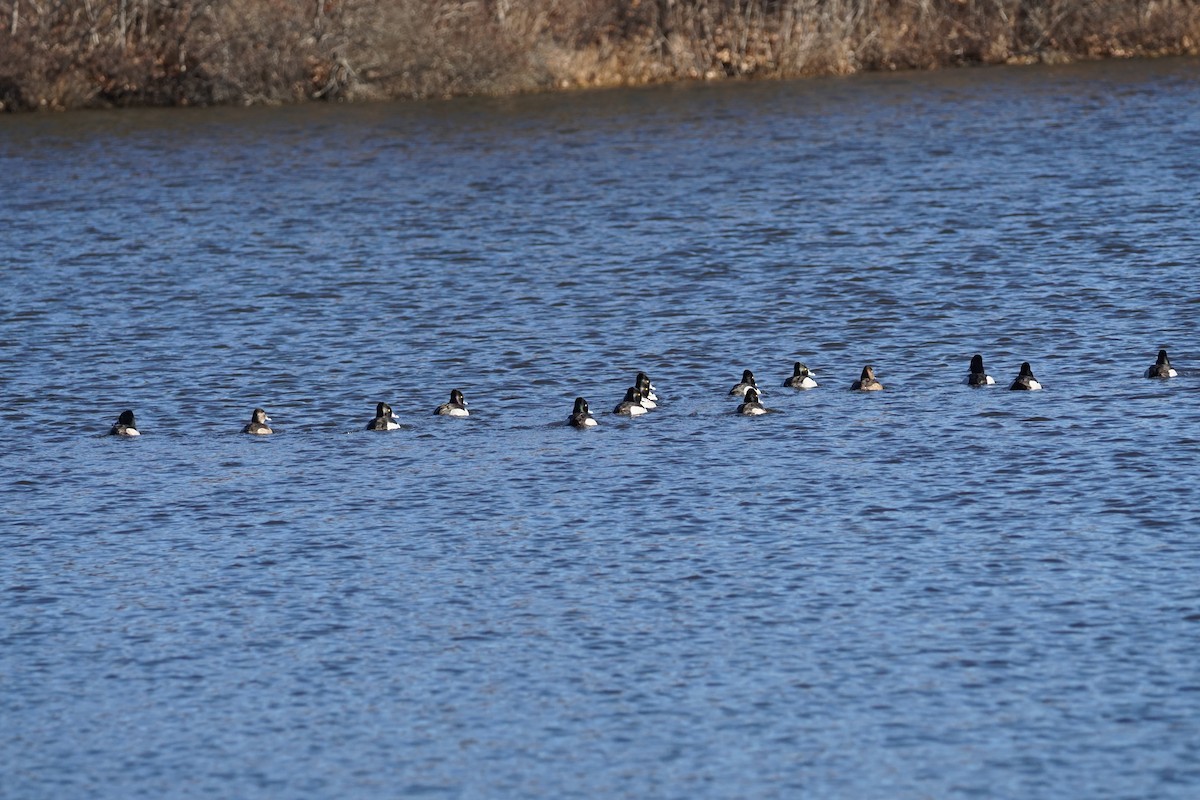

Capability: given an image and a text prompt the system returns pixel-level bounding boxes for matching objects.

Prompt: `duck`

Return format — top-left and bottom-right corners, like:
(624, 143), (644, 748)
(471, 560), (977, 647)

(1009, 362), (1042, 390)
(966, 354), (995, 386)
(366, 402), (401, 430)
(783, 362), (818, 389)
(736, 387), (768, 415)
(568, 397), (597, 428)
(636, 372), (658, 402)
(635, 373), (657, 409)
(1145, 349), (1178, 379)
(242, 407), (272, 435)
(434, 388), (469, 416)
(109, 409), (140, 436)
(850, 365), (883, 391)
(613, 387), (648, 416)
(729, 369), (759, 397)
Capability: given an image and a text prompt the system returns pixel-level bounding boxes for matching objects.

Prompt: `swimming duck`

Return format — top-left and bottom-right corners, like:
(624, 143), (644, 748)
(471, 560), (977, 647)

(242, 407), (272, 435)
(736, 387), (768, 415)
(1009, 362), (1042, 391)
(366, 402), (401, 430)
(1145, 349), (1178, 379)
(730, 369), (759, 397)
(966, 354), (995, 386)
(636, 372), (658, 402)
(568, 397), (597, 428)
(783, 362), (818, 389)
(434, 388), (469, 416)
(850, 365), (883, 391)
(109, 409), (140, 436)
(635, 374), (657, 409)
(614, 387), (648, 416)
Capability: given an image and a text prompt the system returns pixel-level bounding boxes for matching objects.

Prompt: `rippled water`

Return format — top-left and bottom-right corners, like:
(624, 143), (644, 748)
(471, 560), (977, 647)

(3, 57), (1200, 798)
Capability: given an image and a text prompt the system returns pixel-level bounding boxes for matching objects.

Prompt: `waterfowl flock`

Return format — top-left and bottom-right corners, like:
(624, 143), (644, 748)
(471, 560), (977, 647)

(784, 362), (818, 389)
(1009, 362), (1042, 391)
(434, 389), (469, 417)
(850, 365), (884, 392)
(109, 409), (140, 437)
(366, 402), (401, 431)
(105, 349), (1183, 436)
(242, 408), (272, 435)
(966, 354), (995, 386)
(736, 387), (769, 416)
(1146, 349), (1177, 379)
(729, 369), (759, 397)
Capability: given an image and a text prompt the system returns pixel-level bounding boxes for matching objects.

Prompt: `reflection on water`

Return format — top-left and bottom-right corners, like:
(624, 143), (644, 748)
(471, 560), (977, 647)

(2, 57), (1200, 798)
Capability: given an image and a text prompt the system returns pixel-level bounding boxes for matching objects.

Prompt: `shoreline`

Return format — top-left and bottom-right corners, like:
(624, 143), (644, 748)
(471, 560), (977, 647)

(2, 0), (1198, 113)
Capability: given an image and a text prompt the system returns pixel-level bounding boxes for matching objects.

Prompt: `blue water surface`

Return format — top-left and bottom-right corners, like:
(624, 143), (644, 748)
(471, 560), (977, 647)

(2, 57), (1200, 798)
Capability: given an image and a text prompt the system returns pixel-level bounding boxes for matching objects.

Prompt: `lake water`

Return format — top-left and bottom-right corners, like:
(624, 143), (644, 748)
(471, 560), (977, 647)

(2, 57), (1199, 798)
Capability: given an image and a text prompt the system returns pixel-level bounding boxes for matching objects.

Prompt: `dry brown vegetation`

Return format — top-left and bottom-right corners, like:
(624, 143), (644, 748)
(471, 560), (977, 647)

(2, 0), (1198, 111)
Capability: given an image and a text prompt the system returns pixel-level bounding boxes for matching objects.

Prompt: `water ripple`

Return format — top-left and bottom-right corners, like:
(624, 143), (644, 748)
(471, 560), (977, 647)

(2, 57), (1200, 799)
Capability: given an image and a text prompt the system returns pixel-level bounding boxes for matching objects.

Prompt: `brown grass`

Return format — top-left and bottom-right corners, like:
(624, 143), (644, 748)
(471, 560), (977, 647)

(2, 1), (1198, 111)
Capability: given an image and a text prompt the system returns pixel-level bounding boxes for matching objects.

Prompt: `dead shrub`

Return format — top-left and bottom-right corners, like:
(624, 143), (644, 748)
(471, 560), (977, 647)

(2, 0), (1199, 111)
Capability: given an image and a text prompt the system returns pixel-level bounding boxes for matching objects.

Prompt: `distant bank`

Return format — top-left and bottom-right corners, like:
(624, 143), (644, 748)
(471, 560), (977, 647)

(2, 0), (1198, 112)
